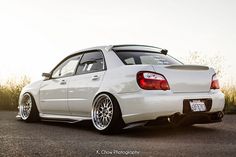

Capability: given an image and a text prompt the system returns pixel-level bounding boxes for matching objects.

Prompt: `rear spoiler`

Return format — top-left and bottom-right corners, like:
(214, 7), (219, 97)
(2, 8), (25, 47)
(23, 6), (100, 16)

(111, 45), (168, 55)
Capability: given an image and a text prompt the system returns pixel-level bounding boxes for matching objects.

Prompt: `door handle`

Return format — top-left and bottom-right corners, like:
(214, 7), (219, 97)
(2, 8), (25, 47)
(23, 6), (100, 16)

(92, 75), (99, 80)
(60, 80), (66, 85)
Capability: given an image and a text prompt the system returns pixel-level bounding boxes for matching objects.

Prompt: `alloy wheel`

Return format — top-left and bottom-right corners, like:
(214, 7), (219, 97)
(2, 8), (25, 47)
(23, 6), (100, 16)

(92, 94), (113, 130)
(20, 93), (32, 120)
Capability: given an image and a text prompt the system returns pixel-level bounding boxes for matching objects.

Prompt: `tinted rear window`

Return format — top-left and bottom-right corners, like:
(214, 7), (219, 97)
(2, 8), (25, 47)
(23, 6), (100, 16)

(114, 50), (182, 65)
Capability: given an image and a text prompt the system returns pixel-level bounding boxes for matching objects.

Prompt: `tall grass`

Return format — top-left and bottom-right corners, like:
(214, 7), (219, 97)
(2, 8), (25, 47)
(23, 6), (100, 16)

(222, 86), (236, 114)
(0, 76), (30, 110)
(184, 51), (236, 113)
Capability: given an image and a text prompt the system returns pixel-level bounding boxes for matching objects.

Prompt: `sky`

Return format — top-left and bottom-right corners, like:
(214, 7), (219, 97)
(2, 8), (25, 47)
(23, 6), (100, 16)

(0, 0), (235, 85)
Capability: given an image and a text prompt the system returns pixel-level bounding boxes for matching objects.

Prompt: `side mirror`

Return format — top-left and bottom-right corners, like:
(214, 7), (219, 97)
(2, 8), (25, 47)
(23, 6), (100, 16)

(42, 73), (51, 80)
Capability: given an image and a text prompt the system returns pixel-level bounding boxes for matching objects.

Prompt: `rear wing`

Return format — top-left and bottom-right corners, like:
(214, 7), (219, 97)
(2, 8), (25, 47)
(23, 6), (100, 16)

(111, 45), (168, 55)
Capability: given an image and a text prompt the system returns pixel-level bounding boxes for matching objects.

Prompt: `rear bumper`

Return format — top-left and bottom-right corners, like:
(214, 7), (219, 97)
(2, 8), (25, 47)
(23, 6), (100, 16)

(115, 90), (225, 124)
(146, 111), (224, 126)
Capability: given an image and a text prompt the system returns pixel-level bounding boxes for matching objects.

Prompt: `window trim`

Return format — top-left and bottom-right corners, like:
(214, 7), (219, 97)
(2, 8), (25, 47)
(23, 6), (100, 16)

(50, 54), (82, 79)
(49, 49), (107, 79)
(75, 50), (107, 75)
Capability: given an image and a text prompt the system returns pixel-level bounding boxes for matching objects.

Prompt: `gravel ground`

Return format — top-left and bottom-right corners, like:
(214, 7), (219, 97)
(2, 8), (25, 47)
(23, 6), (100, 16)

(0, 111), (236, 157)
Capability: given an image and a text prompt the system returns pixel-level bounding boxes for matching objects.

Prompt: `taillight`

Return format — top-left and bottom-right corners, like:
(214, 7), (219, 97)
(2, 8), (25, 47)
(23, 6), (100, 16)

(211, 74), (220, 89)
(137, 71), (170, 90)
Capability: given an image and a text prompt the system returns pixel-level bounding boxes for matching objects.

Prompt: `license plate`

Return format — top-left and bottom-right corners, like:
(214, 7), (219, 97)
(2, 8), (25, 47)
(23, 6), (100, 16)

(189, 100), (206, 112)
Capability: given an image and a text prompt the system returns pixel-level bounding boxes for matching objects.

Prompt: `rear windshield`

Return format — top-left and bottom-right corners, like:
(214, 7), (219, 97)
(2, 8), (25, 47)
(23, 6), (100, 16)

(114, 50), (182, 65)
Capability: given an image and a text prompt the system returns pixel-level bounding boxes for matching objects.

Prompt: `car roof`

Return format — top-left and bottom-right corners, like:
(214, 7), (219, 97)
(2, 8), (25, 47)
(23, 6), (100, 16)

(69, 45), (166, 58)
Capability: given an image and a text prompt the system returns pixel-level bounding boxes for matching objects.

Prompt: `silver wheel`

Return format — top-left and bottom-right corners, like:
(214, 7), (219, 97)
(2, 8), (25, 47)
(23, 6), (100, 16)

(20, 93), (32, 120)
(92, 94), (113, 130)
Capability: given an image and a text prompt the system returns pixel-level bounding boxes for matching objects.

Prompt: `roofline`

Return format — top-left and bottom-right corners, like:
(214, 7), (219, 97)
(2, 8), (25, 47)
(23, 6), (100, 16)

(63, 44), (168, 57)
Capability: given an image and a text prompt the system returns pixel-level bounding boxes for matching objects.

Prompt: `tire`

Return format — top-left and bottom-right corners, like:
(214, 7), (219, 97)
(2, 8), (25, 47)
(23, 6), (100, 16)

(91, 93), (125, 134)
(19, 93), (40, 122)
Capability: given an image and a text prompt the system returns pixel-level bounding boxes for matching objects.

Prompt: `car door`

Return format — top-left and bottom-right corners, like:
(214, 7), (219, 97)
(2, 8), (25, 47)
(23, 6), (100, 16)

(39, 54), (82, 115)
(67, 50), (106, 116)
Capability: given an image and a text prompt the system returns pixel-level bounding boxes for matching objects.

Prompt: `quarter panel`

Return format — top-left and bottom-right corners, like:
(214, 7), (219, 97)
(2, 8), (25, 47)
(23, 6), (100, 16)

(98, 65), (155, 94)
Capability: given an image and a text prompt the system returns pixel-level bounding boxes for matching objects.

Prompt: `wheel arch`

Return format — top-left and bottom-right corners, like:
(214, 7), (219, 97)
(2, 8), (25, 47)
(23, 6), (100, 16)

(24, 92), (36, 103)
(93, 92), (118, 106)
(20, 91), (40, 112)
(91, 91), (126, 133)
(92, 91), (124, 119)
(19, 91), (40, 122)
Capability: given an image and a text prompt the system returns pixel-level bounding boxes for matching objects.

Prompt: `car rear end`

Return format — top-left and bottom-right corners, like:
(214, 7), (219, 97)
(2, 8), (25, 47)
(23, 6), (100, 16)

(111, 45), (225, 126)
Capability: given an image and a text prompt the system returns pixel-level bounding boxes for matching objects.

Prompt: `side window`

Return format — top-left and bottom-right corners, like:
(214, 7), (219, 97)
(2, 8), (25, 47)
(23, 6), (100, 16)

(124, 57), (135, 65)
(52, 54), (82, 78)
(76, 51), (105, 75)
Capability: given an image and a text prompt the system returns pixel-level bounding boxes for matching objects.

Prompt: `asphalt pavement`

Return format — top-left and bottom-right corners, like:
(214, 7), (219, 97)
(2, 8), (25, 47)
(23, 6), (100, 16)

(0, 111), (236, 157)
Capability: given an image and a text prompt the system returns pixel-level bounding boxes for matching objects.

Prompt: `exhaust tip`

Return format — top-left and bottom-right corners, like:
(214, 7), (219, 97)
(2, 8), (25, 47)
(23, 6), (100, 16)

(168, 112), (182, 124)
(167, 117), (171, 123)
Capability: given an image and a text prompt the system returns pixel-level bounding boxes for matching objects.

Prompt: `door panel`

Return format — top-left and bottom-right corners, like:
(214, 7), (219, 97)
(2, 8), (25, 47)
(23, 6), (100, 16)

(67, 50), (106, 116)
(39, 54), (82, 115)
(67, 71), (105, 116)
(39, 78), (69, 115)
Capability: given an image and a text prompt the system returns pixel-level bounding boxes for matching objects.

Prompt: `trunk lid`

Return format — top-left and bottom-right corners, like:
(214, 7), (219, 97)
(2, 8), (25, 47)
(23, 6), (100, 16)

(152, 65), (215, 93)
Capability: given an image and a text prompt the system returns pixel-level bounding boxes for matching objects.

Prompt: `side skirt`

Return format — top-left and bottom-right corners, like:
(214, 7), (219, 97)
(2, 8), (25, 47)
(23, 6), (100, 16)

(39, 113), (91, 123)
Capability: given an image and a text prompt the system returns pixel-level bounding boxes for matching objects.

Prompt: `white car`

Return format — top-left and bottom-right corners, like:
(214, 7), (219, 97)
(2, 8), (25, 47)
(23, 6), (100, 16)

(17, 45), (225, 134)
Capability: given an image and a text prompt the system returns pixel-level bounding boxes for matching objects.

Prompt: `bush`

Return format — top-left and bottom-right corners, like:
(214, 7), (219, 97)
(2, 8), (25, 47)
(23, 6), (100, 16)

(0, 76), (30, 110)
